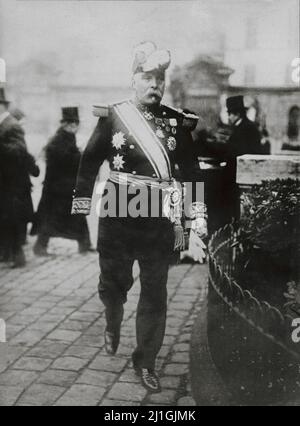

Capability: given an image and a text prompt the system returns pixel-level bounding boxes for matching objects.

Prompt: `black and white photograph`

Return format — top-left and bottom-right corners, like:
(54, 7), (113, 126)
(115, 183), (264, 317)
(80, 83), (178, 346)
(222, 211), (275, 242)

(0, 0), (299, 408)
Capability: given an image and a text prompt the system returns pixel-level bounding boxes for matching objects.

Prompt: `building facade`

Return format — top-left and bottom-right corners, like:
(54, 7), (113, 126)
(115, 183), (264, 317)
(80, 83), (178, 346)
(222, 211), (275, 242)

(203, 0), (299, 88)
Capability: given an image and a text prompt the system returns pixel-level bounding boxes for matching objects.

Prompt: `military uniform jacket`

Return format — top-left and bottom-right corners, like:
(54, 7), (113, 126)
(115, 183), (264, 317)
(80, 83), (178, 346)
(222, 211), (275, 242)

(73, 100), (198, 218)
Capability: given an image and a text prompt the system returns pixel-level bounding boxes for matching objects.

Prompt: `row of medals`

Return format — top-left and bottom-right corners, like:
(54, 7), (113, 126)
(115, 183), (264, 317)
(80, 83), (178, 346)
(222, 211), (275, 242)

(143, 111), (177, 151)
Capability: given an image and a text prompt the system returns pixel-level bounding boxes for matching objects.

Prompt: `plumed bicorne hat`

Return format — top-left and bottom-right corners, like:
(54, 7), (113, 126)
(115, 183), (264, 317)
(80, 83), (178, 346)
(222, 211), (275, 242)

(132, 41), (171, 75)
(61, 107), (80, 123)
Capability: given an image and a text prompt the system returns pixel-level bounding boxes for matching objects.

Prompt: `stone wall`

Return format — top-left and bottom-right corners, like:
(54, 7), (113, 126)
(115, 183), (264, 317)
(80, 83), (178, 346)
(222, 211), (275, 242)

(236, 154), (300, 187)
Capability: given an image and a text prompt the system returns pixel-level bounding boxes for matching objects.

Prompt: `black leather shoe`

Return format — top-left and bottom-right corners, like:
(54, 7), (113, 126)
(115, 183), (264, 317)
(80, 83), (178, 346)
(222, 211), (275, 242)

(104, 330), (120, 356)
(33, 245), (51, 257)
(78, 243), (96, 254)
(79, 248), (96, 255)
(0, 250), (12, 262)
(134, 366), (161, 393)
(12, 249), (26, 269)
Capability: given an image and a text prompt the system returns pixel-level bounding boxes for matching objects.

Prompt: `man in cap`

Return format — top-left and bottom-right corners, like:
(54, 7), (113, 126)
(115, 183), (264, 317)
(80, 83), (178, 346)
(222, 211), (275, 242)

(72, 42), (206, 393)
(0, 88), (39, 267)
(32, 107), (92, 255)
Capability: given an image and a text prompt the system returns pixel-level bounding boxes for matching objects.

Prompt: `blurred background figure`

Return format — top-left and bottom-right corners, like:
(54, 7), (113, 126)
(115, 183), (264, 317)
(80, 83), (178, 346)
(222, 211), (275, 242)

(246, 97), (271, 154)
(31, 107), (93, 256)
(0, 88), (40, 268)
(282, 105), (300, 151)
(196, 95), (264, 227)
(9, 107), (30, 246)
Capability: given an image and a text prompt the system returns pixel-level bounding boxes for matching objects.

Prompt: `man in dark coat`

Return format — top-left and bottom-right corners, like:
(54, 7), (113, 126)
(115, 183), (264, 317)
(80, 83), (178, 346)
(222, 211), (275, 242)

(32, 107), (92, 256)
(224, 95), (263, 219)
(203, 95), (263, 222)
(0, 88), (40, 268)
(72, 42), (207, 393)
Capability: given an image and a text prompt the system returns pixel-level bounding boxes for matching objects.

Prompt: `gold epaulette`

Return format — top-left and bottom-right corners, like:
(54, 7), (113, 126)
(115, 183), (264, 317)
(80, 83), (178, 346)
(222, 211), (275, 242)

(93, 100), (131, 118)
(163, 104), (199, 131)
(182, 114), (199, 131)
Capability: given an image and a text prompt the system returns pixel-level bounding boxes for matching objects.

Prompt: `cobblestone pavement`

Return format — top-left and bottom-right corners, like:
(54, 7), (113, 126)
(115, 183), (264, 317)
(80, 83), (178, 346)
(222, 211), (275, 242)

(0, 238), (208, 406)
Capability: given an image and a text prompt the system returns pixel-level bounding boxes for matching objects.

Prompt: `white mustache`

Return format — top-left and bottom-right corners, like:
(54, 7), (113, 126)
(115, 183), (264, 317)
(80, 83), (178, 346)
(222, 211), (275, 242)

(148, 91), (162, 98)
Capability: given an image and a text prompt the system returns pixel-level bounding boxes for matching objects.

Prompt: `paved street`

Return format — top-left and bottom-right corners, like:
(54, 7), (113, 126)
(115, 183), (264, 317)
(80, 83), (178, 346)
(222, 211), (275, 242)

(0, 238), (208, 406)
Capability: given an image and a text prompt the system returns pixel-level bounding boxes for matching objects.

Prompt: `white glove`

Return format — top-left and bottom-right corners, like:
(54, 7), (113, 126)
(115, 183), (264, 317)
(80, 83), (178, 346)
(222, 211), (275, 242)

(192, 217), (208, 239)
(180, 218), (208, 264)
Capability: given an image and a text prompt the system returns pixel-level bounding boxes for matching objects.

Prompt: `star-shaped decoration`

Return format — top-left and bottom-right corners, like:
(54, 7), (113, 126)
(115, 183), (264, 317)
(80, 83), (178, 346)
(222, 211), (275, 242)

(112, 132), (126, 150)
(144, 111), (154, 121)
(113, 154), (125, 171)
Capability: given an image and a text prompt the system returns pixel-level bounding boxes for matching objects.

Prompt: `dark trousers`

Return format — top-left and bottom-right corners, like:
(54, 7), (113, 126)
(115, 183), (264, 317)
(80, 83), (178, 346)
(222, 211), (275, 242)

(98, 217), (174, 370)
(0, 220), (25, 261)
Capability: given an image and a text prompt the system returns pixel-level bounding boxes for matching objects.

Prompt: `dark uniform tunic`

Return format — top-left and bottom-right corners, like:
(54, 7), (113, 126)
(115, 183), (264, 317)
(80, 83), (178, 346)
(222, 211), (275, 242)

(31, 128), (91, 250)
(73, 99), (198, 369)
(0, 114), (39, 260)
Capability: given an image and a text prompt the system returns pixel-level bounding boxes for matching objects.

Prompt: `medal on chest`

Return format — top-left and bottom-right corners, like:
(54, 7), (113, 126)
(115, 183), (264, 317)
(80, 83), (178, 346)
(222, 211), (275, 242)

(167, 136), (177, 151)
(113, 154), (125, 170)
(144, 111), (155, 121)
(156, 128), (165, 139)
(112, 131), (126, 150)
(142, 107), (178, 145)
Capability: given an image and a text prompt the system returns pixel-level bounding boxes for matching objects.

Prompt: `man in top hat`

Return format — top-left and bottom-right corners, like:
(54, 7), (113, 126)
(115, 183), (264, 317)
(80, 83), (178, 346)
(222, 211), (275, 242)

(71, 42), (207, 393)
(204, 95), (262, 222)
(225, 95), (262, 219)
(0, 88), (40, 267)
(31, 107), (92, 255)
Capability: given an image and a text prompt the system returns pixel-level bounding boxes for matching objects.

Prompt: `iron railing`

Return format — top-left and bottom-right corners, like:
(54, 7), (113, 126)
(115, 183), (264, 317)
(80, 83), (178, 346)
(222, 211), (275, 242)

(207, 224), (300, 404)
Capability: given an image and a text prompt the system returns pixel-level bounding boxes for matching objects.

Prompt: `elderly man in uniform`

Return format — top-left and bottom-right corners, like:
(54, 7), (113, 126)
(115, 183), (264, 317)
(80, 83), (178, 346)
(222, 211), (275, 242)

(72, 42), (207, 393)
(0, 88), (39, 267)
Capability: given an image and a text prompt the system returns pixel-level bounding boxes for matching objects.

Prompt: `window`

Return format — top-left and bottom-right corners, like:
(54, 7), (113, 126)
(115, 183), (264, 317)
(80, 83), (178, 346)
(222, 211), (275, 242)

(287, 105), (300, 141)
